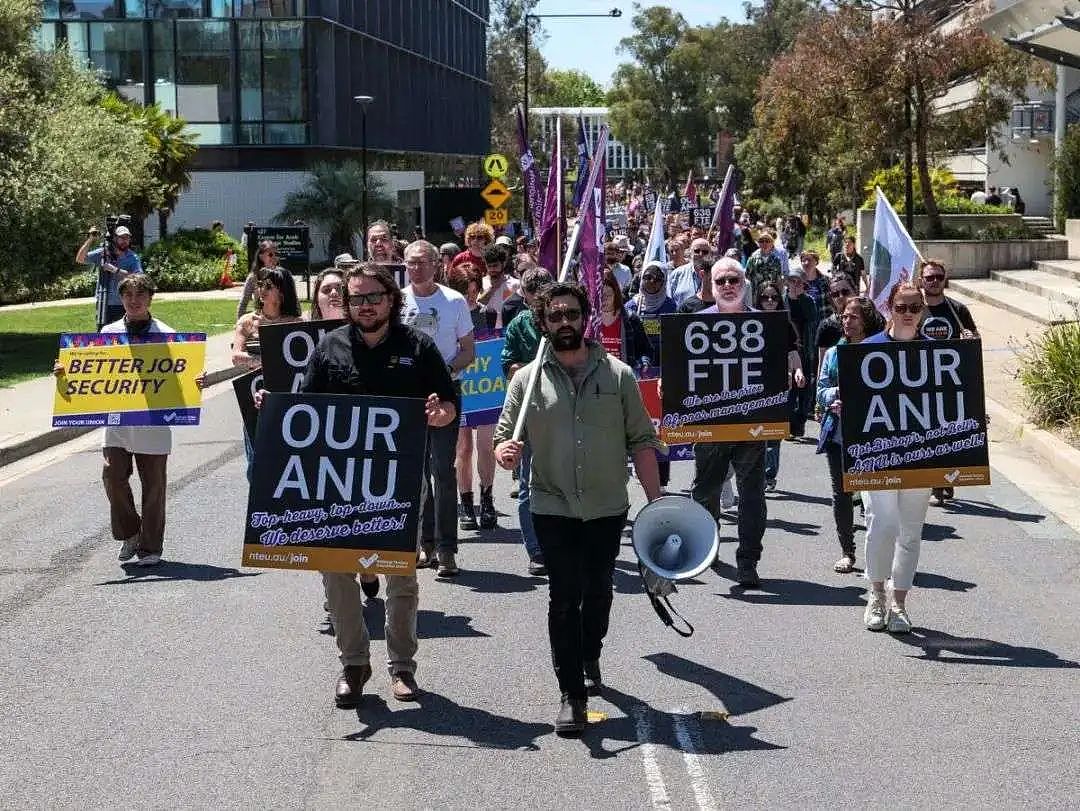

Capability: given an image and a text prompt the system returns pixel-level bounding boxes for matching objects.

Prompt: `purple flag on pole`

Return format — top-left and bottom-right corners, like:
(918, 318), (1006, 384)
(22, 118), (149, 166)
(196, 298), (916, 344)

(537, 120), (562, 275)
(571, 114), (589, 208)
(515, 104), (544, 238)
(580, 128), (608, 339)
(710, 165), (737, 255)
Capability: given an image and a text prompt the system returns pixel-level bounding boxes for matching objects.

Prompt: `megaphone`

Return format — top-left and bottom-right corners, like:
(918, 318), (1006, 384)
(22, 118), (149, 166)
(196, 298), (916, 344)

(631, 496), (719, 638)
(633, 495), (719, 581)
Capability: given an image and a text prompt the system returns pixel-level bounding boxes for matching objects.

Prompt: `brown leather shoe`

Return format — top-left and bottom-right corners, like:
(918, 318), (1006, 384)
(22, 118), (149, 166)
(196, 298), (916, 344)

(391, 671), (421, 701)
(334, 664), (372, 709)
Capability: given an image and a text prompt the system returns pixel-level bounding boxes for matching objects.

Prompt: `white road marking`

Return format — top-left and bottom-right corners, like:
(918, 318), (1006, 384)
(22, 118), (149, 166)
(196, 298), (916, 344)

(673, 706), (718, 811)
(632, 706), (672, 810)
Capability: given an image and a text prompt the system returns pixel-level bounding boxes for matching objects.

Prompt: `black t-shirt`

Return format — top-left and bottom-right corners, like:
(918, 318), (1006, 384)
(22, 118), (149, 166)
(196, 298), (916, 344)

(920, 297), (977, 341)
(301, 322), (456, 403)
(816, 315), (844, 349)
(678, 295), (713, 313)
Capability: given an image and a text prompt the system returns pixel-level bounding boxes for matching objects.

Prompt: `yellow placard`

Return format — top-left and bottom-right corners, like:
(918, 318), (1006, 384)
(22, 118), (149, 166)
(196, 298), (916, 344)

(52, 335), (206, 427)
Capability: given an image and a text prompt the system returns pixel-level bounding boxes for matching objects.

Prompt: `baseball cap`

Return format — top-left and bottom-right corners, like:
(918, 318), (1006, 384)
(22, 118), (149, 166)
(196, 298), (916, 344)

(495, 235), (514, 248)
(333, 252), (359, 267)
(114, 226), (131, 237)
(439, 242), (460, 256)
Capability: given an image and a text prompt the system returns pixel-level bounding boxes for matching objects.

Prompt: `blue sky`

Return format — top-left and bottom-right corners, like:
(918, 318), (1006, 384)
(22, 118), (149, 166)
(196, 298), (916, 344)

(535, 1), (749, 88)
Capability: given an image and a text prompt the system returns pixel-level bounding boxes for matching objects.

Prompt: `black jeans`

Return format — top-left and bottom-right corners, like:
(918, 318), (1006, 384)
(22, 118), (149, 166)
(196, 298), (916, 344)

(692, 441), (767, 569)
(532, 511), (625, 700)
(824, 441), (856, 558)
(420, 387), (461, 552)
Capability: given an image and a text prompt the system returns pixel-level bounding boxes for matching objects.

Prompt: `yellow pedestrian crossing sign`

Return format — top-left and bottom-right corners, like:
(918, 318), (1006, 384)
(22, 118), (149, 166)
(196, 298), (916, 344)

(483, 153), (509, 179)
(480, 179), (511, 209)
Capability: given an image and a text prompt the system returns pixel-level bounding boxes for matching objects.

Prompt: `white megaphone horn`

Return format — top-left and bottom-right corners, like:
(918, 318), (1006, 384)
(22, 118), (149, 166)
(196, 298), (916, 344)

(632, 495), (719, 637)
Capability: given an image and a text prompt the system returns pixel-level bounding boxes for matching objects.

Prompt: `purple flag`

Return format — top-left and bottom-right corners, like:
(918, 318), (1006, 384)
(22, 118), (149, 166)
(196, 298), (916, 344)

(515, 104), (544, 238)
(571, 114), (590, 208)
(537, 120), (562, 275)
(710, 165), (737, 255)
(581, 128), (608, 339)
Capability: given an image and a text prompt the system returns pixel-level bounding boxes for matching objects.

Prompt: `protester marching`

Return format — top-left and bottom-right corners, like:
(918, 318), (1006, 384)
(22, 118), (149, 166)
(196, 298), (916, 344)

(43, 112), (1005, 746)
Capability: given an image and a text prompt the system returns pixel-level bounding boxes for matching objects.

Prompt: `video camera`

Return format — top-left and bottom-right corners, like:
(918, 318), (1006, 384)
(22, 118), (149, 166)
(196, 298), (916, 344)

(89, 214), (133, 257)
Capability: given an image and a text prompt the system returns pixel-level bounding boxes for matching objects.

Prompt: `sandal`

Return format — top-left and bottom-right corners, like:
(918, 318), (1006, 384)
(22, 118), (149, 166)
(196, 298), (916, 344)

(833, 555), (855, 573)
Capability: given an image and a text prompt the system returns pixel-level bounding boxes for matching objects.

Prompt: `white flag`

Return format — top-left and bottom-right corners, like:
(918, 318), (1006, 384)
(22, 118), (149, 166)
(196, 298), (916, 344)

(869, 187), (920, 315)
(643, 194), (668, 268)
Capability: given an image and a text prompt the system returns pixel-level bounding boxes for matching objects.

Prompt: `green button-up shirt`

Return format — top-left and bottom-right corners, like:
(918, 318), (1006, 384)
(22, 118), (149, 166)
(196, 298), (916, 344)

(494, 341), (662, 521)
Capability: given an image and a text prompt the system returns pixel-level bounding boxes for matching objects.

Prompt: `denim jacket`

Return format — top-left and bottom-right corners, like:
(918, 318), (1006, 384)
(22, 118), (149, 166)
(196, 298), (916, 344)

(816, 339), (846, 447)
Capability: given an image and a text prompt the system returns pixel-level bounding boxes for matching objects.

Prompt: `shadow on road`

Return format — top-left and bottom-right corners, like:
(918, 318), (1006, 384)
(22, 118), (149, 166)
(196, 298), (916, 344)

(911, 571), (977, 592)
(940, 499), (1045, 523)
(363, 598), (490, 639)
(773, 489), (832, 506)
(437, 567), (547, 594)
(574, 656), (789, 760)
(893, 627), (1080, 668)
(343, 692), (549, 751)
(765, 518), (821, 536)
(97, 561), (261, 585)
(711, 560), (865, 606)
(923, 522), (962, 542)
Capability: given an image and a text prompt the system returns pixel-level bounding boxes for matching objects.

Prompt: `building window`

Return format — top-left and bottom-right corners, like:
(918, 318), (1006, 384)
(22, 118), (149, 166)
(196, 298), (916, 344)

(151, 21), (176, 113)
(60, 0), (123, 20)
(176, 20), (234, 142)
(148, 0), (203, 18)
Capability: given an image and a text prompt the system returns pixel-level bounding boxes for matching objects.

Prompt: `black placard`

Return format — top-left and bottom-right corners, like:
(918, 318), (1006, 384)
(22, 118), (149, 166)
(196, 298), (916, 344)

(232, 369), (263, 441)
(374, 262), (408, 289)
(692, 207), (715, 229)
(242, 393), (427, 574)
(659, 311), (791, 443)
(258, 319), (345, 393)
(245, 225), (310, 275)
(837, 338), (990, 491)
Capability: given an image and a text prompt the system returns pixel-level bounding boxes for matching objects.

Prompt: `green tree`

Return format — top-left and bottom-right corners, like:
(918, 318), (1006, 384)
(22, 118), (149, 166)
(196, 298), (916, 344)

(748, 2), (1046, 235)
(0, 0), (155, 298)
(100, 96), (199, 238)
(533, 68), (606, 108)
(276, 162), (394, 258)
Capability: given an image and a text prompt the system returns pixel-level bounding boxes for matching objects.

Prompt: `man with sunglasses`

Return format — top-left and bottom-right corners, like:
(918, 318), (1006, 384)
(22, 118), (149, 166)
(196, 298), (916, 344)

(666, 238), (713, 308)
(918, 258), (977, 506)
(494, 282), (662, 735)
(300, 263), (457, 707)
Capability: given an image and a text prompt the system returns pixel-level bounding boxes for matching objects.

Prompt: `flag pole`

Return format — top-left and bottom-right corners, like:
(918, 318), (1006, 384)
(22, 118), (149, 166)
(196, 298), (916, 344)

(555, 117), (563, 276)
(512, 126), (609, 442)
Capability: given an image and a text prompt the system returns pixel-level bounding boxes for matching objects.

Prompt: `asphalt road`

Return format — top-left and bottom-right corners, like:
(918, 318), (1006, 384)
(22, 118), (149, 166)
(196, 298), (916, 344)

(1, 389), (1078, 809)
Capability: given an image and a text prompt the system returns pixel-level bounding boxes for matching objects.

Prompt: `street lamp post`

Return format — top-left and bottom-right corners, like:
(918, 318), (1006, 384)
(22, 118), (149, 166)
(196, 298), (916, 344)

(353, 94), (374, 256)
(522, 8), (621, 228)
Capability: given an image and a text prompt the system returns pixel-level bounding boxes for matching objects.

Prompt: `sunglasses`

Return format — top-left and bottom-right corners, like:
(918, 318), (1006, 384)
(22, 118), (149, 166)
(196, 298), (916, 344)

(546, 308), (582, 324)
(892, 302), (923, 314)
(760, 294), (781, 301)
(319, 284), (343, 296)
(346, 291), (388, 306)
(691, 249), (711, 255)
(714, 276), (742, 287)
(829, 288), (854, 298)
(642, 274), (663, 282)
(922, 274), (945, 282)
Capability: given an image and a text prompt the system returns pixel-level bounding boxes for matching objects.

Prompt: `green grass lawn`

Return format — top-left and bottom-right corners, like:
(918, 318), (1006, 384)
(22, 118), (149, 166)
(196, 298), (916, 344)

(0, 299), (239, 388)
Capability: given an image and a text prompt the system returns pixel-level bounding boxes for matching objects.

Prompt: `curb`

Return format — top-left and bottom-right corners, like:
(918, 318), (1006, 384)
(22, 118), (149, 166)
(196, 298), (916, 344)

(986, 398), (1080, 487)
(0, 365), (245, 470)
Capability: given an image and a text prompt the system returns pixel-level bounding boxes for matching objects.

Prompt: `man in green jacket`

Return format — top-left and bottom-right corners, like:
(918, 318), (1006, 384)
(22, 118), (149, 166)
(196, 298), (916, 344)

(494, 282), (662, 736)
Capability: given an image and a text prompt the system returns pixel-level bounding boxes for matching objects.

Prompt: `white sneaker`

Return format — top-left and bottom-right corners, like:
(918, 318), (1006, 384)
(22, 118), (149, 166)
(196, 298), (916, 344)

(134, 553), (161, 567)
(118, 534), (139, 562)
(887, 606), (912, 634)
(864, 594), (887, 631)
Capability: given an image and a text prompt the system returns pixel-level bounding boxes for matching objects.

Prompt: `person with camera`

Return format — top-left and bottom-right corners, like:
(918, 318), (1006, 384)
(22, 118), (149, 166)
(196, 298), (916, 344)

(76, 222), (143, 331)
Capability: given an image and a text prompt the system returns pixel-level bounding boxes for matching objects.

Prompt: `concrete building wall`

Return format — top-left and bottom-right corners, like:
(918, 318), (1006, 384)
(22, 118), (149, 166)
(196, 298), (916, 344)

(144, 170), (425, 262)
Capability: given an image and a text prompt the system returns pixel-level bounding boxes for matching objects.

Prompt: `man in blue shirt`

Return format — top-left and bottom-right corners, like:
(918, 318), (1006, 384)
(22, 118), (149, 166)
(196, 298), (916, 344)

(76, 224), (144, 330)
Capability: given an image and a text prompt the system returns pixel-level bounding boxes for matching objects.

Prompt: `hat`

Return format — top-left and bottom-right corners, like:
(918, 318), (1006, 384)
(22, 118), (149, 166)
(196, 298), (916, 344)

(495, 235), (514, 248)
(333, 252), (358, 267)
(114, 226), (131, 237)
(439, 242), (460, 256)
(610, 235), (632, 253)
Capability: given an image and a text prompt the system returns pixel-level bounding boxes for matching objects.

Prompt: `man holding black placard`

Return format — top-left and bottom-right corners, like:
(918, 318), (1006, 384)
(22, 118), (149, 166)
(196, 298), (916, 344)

(684, 258), (799, 587)
(300, 263), (457, 707)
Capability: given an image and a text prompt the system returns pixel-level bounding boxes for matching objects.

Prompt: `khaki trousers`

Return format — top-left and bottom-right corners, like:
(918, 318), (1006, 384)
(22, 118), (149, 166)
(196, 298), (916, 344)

(322, 571), (419, 675)
(102, 447), (168, 554)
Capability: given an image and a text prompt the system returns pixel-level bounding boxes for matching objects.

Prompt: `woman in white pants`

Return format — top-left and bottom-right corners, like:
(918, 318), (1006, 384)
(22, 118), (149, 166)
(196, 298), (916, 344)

(858, 282), (931, 634)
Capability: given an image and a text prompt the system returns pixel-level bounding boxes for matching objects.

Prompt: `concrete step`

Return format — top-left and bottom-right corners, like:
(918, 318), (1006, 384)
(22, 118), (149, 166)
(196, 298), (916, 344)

(947, 278), (1079, 325)
(990, 269), (1080, 305)
(1035, 258), (1080, 283)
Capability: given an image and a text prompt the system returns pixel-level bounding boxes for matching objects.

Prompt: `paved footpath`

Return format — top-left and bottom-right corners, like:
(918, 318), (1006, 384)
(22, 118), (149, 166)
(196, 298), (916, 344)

(0, 386), (1077, 809)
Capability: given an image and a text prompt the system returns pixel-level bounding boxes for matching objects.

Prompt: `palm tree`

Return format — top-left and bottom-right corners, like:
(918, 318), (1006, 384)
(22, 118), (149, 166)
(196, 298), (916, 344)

(276, 162), (394, 258)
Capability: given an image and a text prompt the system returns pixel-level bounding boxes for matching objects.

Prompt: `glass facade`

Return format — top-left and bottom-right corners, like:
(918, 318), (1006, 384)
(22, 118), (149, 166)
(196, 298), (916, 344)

(36, 1), (490, 157)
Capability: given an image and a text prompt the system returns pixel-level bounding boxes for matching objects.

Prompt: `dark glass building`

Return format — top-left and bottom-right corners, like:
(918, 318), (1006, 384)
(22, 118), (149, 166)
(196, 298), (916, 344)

(36, 0), (491, 169)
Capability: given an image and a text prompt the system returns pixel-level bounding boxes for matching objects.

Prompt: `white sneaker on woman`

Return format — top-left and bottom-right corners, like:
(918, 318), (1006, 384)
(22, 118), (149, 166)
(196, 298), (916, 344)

(863, 594), (887, 631)
(887, 606), (912, 633)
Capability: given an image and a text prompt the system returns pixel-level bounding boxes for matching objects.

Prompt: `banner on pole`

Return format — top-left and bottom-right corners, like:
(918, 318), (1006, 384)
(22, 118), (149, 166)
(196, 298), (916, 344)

(868, 187), (920, 315)
(838, 339), (990, 491)
(52, 332), (206, 427)
(242, 393), (427, 575)
(659, 312), (790, 443)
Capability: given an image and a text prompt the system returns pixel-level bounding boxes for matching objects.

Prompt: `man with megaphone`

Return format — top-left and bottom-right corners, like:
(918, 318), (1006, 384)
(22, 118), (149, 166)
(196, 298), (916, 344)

(494, 281), (663, 737)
